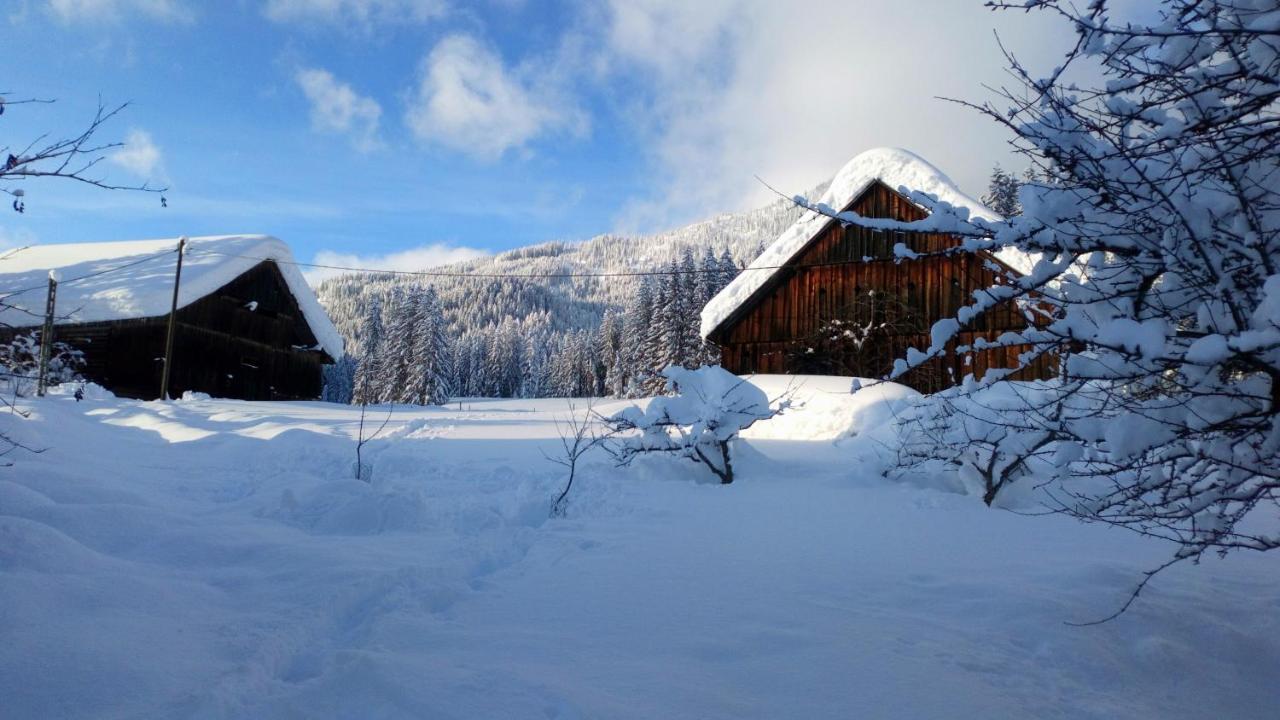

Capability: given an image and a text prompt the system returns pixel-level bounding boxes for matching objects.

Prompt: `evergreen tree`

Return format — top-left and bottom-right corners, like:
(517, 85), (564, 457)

(352, 296), (385, 405)
(520, 312), (552, 398)
(414, 286), (452, 405)
(452, 335), (473, 398)
(383, 287), (418, 404)
(697, 249), (723, 366)
(321, 354), (356, 404)
(981, 165), (1022, 217)
(656, 261), (681, 363)
(623, 278), (656, 397)
(596, 309), (625, 397)
(717, 249), (738, 290)
(676, 248), (701, 367)
(485, 317), (523, 398)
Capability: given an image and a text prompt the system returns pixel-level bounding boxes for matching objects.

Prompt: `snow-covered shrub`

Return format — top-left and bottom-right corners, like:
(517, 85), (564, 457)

(0, 333), (83, 397)
(605, 365), (780, 484)
(890, 380), (1064, 506)
(831, 0), (1280, 572)
(739, 375), (919, 442)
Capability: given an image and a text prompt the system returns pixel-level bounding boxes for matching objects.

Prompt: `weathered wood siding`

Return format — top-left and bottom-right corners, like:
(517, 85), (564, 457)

(17, 261), (330, 400)
(711, 181), (1054, 392)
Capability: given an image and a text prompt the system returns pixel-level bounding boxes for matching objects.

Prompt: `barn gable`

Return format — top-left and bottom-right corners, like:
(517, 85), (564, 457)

(701, 148), (1051, 392)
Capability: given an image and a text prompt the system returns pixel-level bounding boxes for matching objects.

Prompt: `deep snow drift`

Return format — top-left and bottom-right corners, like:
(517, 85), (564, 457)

(1, 384), (1277, 719)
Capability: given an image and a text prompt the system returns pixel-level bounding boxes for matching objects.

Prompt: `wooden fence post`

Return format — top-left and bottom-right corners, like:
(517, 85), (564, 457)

(36, 273), (57, 397)
(160, 237), (187, 400)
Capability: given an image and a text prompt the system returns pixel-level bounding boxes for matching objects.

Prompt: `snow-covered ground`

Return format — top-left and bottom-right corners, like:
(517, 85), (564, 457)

(2, 386), (1277, 719)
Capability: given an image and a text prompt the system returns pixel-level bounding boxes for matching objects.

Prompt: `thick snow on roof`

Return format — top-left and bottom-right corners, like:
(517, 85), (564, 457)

(0, 234), (344, 360)
(701, 147), (1032, 339)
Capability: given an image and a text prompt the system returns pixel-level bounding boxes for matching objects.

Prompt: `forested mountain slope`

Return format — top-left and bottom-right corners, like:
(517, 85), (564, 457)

(316, 190), (818, 350)
(315, 188), (824, 399)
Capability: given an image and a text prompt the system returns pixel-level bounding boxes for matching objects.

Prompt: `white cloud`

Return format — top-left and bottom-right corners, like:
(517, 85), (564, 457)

(46, 0), (190, 23)
(591, 0), (1069, 231)
(295, 68), (383, 152)
(263, 0), (446, 28)
(303, 242), (490, 284)
(110, 129), (165, 180)
(405, 33), (584, 160)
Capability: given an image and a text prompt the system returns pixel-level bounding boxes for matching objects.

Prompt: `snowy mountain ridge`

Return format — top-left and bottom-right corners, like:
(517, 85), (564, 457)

(315, 184), (827, 357)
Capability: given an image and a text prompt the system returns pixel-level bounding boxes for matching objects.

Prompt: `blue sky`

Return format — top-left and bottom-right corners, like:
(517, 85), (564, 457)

(2, 0), (1070, 280)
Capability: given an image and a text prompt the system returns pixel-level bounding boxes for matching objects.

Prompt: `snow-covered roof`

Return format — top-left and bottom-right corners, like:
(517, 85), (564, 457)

(701, 147), (1032, 339)
(0, 234), (344, 360)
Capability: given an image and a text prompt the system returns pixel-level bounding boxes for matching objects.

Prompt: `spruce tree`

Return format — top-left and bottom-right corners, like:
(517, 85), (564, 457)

(321, 354), (357, 404)
(981, 165), (1022, 217)
(383, 287), (418, 404)
(352, 296), (385, 405)
(697, 249), (723, 366)
(677, 247), (701, 367)
(623, 278), (656, 396)
(413, 286), (452, 405)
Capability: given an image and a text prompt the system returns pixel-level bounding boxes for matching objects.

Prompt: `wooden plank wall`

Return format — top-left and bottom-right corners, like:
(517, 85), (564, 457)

(714, 181), (1055, 393)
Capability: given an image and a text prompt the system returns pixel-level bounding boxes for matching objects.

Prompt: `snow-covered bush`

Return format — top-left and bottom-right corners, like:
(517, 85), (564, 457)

(739, 375), (919, 442)
(890, 381), (1063, 506)
(605, 365), (780, 484)
(837, 0), (1280, 572)
(0, 333), (83, 397)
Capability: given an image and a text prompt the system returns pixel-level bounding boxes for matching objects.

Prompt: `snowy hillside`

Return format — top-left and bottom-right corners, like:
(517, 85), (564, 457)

(315, 187), (822, 356)
(2, 386), (1277, 719)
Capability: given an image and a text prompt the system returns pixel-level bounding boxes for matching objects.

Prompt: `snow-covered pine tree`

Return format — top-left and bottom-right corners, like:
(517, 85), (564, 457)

(577, 329), (601, 397)
(460, 330), (489, 397)
(645, 263), (679, 391)
(451, 335), (473, 398)
(520, 312), (553, 398)
(717, 248), (739, 291)
(697, 249), (724, 366)
(597, 309), (625, 397)
(415, 286), (452, 405)
(485, 317), (524, 398)
(383, 287), (419, 405)
(321, 354), (356, 404)
(352, 296), (385, 405)
(622, 278), (656, 397)
(546, 333), (573, 397)
(676, 248), (702, 367)
(981, 165), (1022, 217)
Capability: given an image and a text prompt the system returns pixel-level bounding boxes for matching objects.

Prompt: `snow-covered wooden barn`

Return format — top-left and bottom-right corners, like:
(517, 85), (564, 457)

(700, 148), (1053, 393)
(0, 235), (343, 400)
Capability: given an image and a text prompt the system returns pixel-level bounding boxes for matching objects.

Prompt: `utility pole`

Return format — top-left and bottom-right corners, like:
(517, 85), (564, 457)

(35, 272), (58, 397)
(159, 237), (186, 400)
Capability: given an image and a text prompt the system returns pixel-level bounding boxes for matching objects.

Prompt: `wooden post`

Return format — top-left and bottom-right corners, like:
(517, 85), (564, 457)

(159, 237), (186, 400)
(35, 273), (58, 397)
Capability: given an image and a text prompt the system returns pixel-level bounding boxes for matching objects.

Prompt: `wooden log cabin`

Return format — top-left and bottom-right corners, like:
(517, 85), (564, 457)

(0, 235), (343, 400)
(700, 148), (1054, 393)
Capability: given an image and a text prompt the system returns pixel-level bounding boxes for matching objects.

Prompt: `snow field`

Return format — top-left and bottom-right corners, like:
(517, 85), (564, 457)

(1, 384), (1277, 719)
